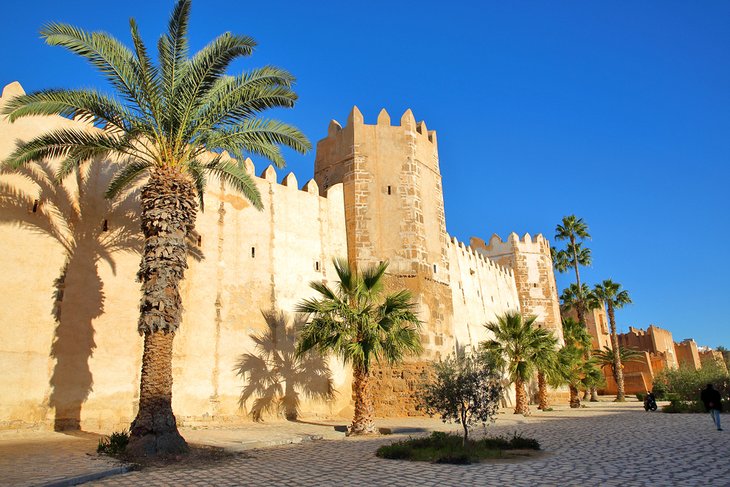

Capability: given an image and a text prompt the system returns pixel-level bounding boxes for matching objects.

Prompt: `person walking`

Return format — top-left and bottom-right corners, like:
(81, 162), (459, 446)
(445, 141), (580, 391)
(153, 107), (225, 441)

(700, 384), (723, 431)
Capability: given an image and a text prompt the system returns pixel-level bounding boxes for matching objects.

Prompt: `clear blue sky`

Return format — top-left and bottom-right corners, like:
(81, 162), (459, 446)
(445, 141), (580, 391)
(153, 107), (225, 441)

(2, 1), (728, 347)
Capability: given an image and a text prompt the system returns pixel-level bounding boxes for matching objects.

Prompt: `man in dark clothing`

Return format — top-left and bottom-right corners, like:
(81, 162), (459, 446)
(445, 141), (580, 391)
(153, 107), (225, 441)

(700, 384), (723, 431)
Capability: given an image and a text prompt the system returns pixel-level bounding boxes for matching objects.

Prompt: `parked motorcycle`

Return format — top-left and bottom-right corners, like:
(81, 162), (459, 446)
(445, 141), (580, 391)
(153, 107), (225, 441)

(644, 393), (657, 411)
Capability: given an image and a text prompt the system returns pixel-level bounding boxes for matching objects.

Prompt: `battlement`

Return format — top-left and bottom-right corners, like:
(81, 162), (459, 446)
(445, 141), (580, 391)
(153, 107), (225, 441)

(1, 82), (339, 203)
(324, 106), (437, 145)
(448, 235), (513, 278)
(471, 232), (551, 257)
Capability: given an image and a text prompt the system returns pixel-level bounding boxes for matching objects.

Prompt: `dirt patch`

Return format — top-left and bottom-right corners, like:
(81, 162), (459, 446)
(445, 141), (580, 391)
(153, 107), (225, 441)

(105, 444), (250, 470)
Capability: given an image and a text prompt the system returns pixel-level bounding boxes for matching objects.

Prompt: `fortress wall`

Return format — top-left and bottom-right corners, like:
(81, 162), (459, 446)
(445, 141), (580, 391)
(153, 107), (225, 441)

(0, 83), (351, 430)
(472, 233), (564, 342)
(675, 339), (701, 370)
(446, 237), (520, 352)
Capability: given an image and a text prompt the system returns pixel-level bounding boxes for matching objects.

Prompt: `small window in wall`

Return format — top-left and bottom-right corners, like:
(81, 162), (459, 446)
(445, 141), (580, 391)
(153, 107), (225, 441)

(251, 247), (256, 258)
(197, 236), (202, 247)
(433, 264), (438, 274)
(32, 199), (39, 213)
(387, 185), (392, 195)
(102, 219), (108, 232)
(315, 261), (320, 271)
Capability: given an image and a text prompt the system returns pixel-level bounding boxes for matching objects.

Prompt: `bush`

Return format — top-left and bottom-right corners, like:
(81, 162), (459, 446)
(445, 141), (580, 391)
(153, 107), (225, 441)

(653, 363), (729, 402)
(97, 430), (129, 455)
(375, 431), (540, 464)
(662, 400), (730, 414)
(636, 393), (645, 401)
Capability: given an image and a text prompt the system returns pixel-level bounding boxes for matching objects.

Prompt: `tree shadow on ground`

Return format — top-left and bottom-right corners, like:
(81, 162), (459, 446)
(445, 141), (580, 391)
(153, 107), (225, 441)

(0, 159), (141, 431)
(235, 310), (336, 421)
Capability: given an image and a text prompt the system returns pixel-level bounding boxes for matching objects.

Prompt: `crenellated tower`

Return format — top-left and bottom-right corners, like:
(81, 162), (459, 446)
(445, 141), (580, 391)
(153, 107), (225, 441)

(471, 233), (564, 342)
(314, 107), (453, 359)
(314, 107), (448, 280)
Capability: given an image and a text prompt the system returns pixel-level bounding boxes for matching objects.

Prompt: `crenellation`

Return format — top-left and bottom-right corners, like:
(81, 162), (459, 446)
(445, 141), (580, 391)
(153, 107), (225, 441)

(282, 172), (298, 188)
(260, 164), (277, 182)
(327, 119), (342, 136)
(376, 108), (391, 126)
(400, 108), (416, 129)
(1, 80), (24, 99)
(347, 106), (364, 126)
(243, 157), (255, 175)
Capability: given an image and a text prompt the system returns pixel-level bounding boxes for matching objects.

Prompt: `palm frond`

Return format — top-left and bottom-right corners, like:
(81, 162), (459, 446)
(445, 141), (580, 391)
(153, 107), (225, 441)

(202, 158), (261, 210)
(40, 23), (145, 109)
(104, 160), (152, 199)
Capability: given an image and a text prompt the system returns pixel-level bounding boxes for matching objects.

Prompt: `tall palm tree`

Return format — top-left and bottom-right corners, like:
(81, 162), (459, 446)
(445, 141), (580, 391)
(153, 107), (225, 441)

(481, 312), (551, 415)
(235, 310), (335, 421)
(553, 215), (592, 324)
(295, 258), (422, 435)
(2, 0), (309, 455)
(560, 283), (600, 323)
(593, 345), (643, 388)
(593, 280), (632, 401)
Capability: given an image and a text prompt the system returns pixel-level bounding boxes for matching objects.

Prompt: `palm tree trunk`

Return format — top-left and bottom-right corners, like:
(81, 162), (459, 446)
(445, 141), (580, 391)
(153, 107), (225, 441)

(514, 378), (530, 415)
(608, 304), (625, 401)
(128, 168), (195, 456)
(128, 331), (187, 455)
(569, 384), (581, 408)
(537, 371), (549, 410)
(350, 364), (376, 435)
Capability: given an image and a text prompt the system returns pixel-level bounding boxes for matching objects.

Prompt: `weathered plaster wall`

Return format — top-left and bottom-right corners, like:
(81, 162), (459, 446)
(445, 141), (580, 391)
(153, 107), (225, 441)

(472, 233), (564, 343)
(0, 82), (351, 430)
(675, 339), (701, 370)
(618, 325), (678, 369)
(446, 236), (520, 353)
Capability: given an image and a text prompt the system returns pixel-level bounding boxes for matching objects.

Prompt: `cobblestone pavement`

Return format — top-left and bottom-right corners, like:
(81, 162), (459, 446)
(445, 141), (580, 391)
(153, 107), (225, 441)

(0, 431), (126, 487)
(89, 403), (730, 487)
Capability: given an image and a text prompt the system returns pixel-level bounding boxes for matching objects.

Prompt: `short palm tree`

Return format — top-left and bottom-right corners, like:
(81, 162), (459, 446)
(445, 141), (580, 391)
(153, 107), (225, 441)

(235, 310), (335, 421)
(481, 312), (552, 415)
(2, 0), (309, 455)
(558, 318), (601, 408)
(593, 345), (643, 387)
(533, 331), (560, 410)
(295, 258), (422, 435)
(593, 280), (632, 401)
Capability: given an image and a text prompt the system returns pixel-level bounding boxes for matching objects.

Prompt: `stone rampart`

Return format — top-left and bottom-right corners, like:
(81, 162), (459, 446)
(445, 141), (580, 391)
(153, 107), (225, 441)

(0, 82), (350, 430)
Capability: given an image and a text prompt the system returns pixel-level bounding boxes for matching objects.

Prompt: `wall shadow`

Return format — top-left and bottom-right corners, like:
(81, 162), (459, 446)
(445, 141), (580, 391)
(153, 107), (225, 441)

(235, 310), (336, 421)
(0, 160), (142, 431)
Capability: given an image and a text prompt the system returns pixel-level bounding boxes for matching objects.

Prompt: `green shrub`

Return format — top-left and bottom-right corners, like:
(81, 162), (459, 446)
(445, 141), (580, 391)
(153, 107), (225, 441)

(636, 393), (646, 401)
(97, 430), (129, 455)
(662, 400), (730, 414)
(375, 431), (539, 464)
(509, 432), (540, 450)
(653, 363), (729, 402)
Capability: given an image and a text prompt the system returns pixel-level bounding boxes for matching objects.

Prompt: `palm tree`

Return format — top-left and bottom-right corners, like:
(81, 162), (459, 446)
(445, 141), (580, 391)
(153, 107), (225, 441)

(2, 0), (309, 455)
(560, 283), (600, 323)
(593, 280), (632, 401)
(481, 312), (552, 415)
(593, 345), (643, 388)
(295, 258), (422, 435)
(554, 215), (592, 304)
(558, 317), (602, 408)
(235, 310), (335, 421)
(533, 332), (560, 411)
